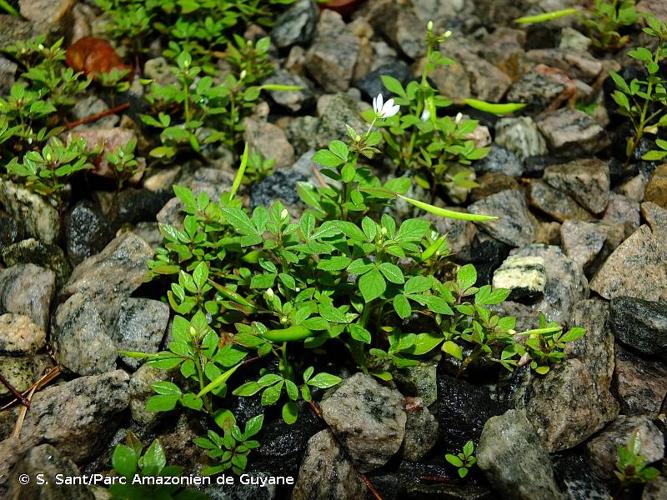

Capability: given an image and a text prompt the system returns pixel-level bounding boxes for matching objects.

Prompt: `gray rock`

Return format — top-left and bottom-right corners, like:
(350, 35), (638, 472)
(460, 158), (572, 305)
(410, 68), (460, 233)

(243, 118), (294, 170)
(0, 356), (35, 396)
(590, 225), (667, 301)
(52, 293), (117, 376)
(0, 56), (17, 94)
(19, 0), (77, 28)
(503, 244), (588, 325)
(391, 360), (438, 407)
(602, 193), (641, 237)
(0, 15), (33, 49)
(70, 96), (118, 129)
(477, 409), (564, 500)
(560, 220), (608, 269)
(468, 190), (538, 247)
(559, 27), (592, 52)
(111, 298), (170, 370)
(3, 370), (130, 462)
(61, 232), (154, 305)
(144, 57), (178, 87)
(0, 314), (45, 354)
(495, 117), (548, 160)
(614, 346), (667, 417)
(543, 158), (610, 214)
(7, 444), (94, 500)
(444, 42), (512, 102)
(1, 238), (71, 287)
(292, 430), (366, 500)
(0, 179), (60, 244)
(642, 202), (667, 239)
(285, 115), (320, 156)
(522, 359), (618, 452)
(305, 10), (359, 92)
(586, 416), (664, 479)
(537, 108), (609, 157)
(129, 363), (170, 427)
(527, 180), (592, 222)
(493, 255), (547, 301)
(474, 145), (523, 177)
(363, 0), (425, 59)
(264, 69), (314, 112)
(320, 373), (406, 472)
(507, 71), (567, 112)
(610, 297), (667, 361)
(314, 92), (366, 149)
(0, 264), (55, 331)
(645, 163), (667, 208)
(643, 475), (667, 500)
(271, 0), (318, 49)
(401, 399), (438, 461)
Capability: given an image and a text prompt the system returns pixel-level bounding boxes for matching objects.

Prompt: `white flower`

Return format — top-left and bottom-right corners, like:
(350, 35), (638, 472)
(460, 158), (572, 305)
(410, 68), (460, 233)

(372, 93), (400, 119)
(280, 208), (289, 220)
(421, 109), (431, 121)
(455, 112), (464, 124)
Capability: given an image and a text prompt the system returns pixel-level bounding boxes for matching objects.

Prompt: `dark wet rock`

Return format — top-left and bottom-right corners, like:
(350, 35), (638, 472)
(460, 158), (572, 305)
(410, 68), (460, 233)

(0, 56), (17, 94)
(493, 255), (547, 301)
(0, 264), (55, 331)
(250, 150), (315, 211)
(0, 210), (22, 247)
(477, 409), (564, 500)
(7, 444), (94, 500)
(271, 0), (318, 49)
(0, 314), (45, 355)
(590, 225), (667, 301)
(527, 180), (592, 222)
(52, 293), (117, 376)
(61, 232), (154, 305)
(112, 188), (173, 225)
(401, 399), (438, 461)
(470, 172), (520, 203)
(392, 360), (438, 407)
(473, 145), (523, 177)
(0, 179), (60, 244)
(0, 356), (35, 396)
(320, 373), (406, 472)
(507, 244), (588, 324)
(536, 108), (609, 157)
(111, 298), (170, 370)
(243, 118), (295, 170)
(129, 363), (169, 427)
(65, 200), (115, 266)
(468, 238), (512, 286)
(645, 163), (667, 208)
(507, 70), (567, 112)
(468, 190), (538, 247)
(1, 370), (129, 462)
(521, 359), (618, 452)
(614, 346), (667, 417)
(152, 414), (206, 475)
(436, 374), (509, 450)
(1, 238), (71, 287)
(264, 69), (315, 112)
(355, 61), (411, 101)
(560, 220), (608, 270)
(586, 416), (664, 480)
(602, 193), (640, 238)
(641, 202), (667, 239)
(292, 430), (366, 500)
(543, 158), (610, 214)
(206, 472), (278, 500)
(495, 117), (548, 160)
(552, 452), (612, 500)
(610, 297), (667, 361)
(305, 10), (359, 92)
(19, 0), (77, 29)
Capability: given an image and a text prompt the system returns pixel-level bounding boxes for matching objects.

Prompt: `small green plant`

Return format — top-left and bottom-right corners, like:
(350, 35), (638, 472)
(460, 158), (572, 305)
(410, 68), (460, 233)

(105, 138), (142, 191)
(377, 23), (489, 202)
(610, 14), (667, 160)
(515, 0), (638, 51)
(0, 0), (18, 16)
(193, 410), (263, 475)
(615, 431), (660, 486)
(243, 150), (274, 185)
(446, 440), (477, 478)
(5, 137), (92, 201)
(109, 432), (208, 499)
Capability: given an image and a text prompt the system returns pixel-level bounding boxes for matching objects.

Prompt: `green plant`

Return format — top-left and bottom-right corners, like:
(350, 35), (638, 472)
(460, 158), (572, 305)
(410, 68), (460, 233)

(446, 440), (477, 478)
(193, 410), (263, 475)
(5, 136), (92, 201)
(105, 138), (141, 191)
(610, 14), (667, 160)
(109, 433), (208, 499)
(615, 431), (660, 485)
(515, 1), (638, 51)
(243, 150), (274, 185)
(0, 0), (18, 16)
(377, 24), (489, 202)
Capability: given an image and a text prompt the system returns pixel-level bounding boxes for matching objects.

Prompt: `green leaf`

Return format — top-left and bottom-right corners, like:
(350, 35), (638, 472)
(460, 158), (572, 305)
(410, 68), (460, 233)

(396, 219), (430, 242)
(145, 394), (180, 412)
(446, 454), (464, 467)
(404, 276), (433, 294)
(349, 324), (372, 343)
(464, 98), (526, 115)
(398, 194), (497, 222)
(442, 340), (463, 360)
(379, 262), (405, 284)
(463, 440), (475, 456)
(233, 381), (263, 397)
(359, 269), (386, 303)
(282, 402), (298, 425)
(329, 140), (349, 161)
(514, 8), (579, 24)
(141, 440), (167, 476)
(112, 444), (138, 479)
(457, 264), (477, 289)
(411, 333), (442, 355)
(382, 75), (406, 97)
(244, 414), (264, 437)
(318, 256), (352, 271)
(307, 372), (342, 389)
(313, 149), (344, 168)
(152, 381), (182, 396)
(393, 294), (412, 319)
(261, 382), (283, 405)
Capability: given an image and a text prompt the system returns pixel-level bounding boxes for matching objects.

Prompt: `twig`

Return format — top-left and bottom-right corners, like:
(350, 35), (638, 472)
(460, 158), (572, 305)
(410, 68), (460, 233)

(65, 102), (130, 129)
(0, 365), (61, 411)
(0, 373), (30, 408)
(11, 385), (37, 439)
(307, 400), (384, 500)
(311, 164), (328, 188)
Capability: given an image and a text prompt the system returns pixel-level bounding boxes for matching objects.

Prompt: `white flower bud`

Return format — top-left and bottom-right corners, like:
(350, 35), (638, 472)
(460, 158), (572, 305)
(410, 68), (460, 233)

(280, 208), (289, 220)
